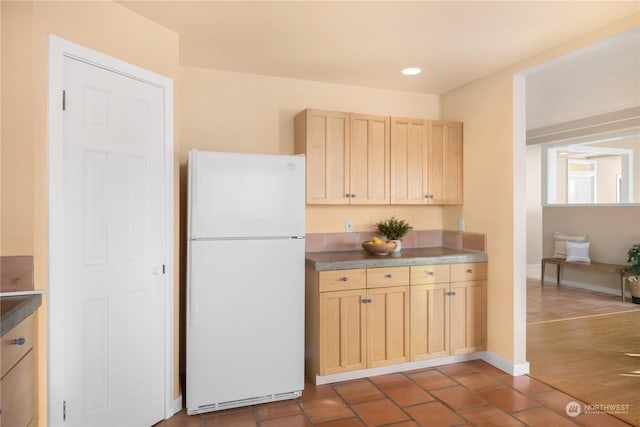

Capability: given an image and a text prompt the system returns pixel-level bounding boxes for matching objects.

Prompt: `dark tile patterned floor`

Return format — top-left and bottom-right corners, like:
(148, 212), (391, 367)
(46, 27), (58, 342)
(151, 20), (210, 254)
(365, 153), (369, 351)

(155, 360), (631, 427)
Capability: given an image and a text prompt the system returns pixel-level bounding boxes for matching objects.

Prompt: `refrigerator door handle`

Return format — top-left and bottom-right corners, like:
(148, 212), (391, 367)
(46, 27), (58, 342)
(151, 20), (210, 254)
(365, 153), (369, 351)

(188, 270), (197, 326)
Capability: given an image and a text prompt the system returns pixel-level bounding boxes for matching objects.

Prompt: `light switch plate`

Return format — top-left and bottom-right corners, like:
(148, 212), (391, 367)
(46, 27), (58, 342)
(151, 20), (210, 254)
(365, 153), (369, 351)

(345, 219), (353, 232)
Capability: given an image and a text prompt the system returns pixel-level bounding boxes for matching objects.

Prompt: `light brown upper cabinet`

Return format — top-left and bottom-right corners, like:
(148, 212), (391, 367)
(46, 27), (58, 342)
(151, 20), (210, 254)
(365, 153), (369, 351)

(295, 109), (390, 204)
(390, 118), (463, 205)
(390, 117), (428, 204)
(296, 109), (461, 205)
(294, 109), (350, 204)
(429, 120), (463, 205)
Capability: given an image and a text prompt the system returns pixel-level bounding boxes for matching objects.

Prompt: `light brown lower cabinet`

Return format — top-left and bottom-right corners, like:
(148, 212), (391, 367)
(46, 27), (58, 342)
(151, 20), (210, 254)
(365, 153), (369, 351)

(410, 263), (486, 360)
(1, 313), (36, 427)
(319, 288), (367, 375)
(306, 267), (411, 379)
(306, 262), (486, 382)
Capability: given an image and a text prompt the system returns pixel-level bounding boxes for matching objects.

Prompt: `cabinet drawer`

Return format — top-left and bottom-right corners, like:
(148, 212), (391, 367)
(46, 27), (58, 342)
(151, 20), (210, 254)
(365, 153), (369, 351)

(451, 263), (487, 282)
(319, 269), (366, 292)
(411, 264), (450, 285)
(1, 313), (34, 378)
(367, 267), (409, 288)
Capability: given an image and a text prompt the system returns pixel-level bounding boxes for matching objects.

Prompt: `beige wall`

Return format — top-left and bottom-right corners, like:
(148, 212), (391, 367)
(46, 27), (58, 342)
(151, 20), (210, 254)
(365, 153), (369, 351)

(1, 1), (180, 423)
(441, 13), (640, 363)
(3, 0), (639, 423)
(542, 205), (640, 292)
(178, 65), (444, 234)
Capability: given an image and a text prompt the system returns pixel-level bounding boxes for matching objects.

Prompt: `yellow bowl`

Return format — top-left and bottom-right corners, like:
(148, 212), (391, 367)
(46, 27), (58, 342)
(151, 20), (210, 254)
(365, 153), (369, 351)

(362, 241), (397, 256)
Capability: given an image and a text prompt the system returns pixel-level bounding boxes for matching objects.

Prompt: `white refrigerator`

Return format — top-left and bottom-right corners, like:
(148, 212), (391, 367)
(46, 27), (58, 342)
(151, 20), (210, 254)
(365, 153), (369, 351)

(186, 150), (305, 415)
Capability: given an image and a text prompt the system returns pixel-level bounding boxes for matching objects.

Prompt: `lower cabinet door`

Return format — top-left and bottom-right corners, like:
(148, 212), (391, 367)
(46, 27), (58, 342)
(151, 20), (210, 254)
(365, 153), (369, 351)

(450, 280), (486, 354)
(319, 289), (367, 375)
(1, 350), (34, 427)
(366, 286), (410, 368)
(411, 284), (450, 360)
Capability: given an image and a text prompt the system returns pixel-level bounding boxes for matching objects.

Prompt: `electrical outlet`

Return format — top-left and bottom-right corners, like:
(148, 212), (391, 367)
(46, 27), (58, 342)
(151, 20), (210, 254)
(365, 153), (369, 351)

(345, 219), (353, 232)
(458, 218), (465, 232)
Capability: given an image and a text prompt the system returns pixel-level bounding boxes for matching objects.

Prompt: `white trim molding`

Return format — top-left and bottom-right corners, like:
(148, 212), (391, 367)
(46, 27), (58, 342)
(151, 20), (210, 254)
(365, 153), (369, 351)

(482, 351), (530, 376)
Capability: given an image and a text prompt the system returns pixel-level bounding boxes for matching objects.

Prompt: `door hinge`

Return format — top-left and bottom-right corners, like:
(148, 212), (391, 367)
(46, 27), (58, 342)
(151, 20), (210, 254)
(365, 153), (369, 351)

(163, 264), (166, 274)
(63, 400), (66, 421)
(62, 90), (66, 111)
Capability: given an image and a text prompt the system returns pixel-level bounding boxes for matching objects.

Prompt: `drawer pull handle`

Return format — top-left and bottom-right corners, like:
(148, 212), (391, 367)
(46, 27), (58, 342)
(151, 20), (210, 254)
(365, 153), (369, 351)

(13, 337), (26, 346)
(340, 277), (348, 282)
(446, 291), (457, 296)
(426, 271), (435, 276)
(361, 298), (373, 304)
(466, 269), (473, 273)
(385, 274), (392, 279)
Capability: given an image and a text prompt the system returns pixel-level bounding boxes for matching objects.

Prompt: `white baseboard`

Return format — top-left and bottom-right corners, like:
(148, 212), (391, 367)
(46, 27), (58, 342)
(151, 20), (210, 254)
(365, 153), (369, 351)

(314, 353), (484, 385)
(311, 351), (531, 385)
(168, 395), (182, 419)
(542, 276), (629, 298)
(481, 351), (530, 376)
(527, 263), (541, 278)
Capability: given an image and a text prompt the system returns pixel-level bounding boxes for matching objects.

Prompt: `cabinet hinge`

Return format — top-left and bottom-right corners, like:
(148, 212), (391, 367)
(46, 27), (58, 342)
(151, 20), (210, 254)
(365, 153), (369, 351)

(62, 90), (66, 111)
(163, 264), (166, 274)
(63, 400), (66, 421)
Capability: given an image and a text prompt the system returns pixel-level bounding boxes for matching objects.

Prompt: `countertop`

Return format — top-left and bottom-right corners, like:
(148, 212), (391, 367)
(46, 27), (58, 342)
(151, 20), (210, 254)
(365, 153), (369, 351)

(306, 247), (488, 271)
(1, 294), (42, 336)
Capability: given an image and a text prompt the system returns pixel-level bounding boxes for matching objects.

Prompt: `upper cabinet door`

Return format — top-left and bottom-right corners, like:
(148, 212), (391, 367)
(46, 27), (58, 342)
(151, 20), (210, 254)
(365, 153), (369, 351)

(295, 109), (350, 204)
(429, 120), (463, 205)
(350, 114), (390, 205)
(295, 109), (462, 205)
(390, 117), (428, 204)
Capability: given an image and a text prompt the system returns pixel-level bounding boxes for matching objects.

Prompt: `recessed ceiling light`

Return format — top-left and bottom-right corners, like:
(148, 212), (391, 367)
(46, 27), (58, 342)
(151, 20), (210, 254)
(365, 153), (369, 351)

(401, 67), (421, 75)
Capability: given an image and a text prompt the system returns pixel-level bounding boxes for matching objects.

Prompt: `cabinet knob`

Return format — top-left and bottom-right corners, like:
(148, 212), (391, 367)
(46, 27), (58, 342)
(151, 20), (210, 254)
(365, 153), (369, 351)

(13, 337), (26, 346)
(384, 274), (392, 279)
(340, 277), (348, 282)
(351, 193), (356, 198)
(345, 193), (351, 198)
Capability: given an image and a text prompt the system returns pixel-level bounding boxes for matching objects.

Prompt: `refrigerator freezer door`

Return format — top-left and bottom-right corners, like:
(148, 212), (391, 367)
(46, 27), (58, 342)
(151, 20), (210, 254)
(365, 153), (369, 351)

(186, 239), (305, 412)
(188, 151), (305, 239)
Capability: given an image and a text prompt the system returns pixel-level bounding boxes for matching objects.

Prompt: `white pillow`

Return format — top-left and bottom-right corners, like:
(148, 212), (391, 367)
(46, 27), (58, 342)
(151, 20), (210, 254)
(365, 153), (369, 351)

(565, 241), (591, 263)
(553, 232), (587, 259)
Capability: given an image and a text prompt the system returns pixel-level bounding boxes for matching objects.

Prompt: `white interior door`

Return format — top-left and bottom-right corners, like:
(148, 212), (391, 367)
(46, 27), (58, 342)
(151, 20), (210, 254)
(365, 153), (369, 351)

(56, 55), (166, 426)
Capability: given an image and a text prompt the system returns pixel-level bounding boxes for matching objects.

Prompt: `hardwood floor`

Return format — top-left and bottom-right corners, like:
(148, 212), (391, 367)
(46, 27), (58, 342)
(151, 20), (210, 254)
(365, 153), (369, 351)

(527, 278), (640, 324)
(527, 278), (640, 426)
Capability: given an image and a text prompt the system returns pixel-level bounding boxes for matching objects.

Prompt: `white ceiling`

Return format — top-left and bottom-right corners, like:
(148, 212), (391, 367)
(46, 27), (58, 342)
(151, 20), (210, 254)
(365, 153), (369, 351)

(119, 1), (639, 95)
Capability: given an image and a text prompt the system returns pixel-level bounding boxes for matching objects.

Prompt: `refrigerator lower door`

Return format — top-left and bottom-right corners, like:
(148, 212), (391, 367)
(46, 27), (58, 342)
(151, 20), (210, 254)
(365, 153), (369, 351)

(186, 238), (305, 414)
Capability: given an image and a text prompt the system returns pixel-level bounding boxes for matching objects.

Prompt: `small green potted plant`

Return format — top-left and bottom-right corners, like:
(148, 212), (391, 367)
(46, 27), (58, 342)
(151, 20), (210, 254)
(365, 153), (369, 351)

(625, 243), (640, 304)
(374, 216), (413, 252)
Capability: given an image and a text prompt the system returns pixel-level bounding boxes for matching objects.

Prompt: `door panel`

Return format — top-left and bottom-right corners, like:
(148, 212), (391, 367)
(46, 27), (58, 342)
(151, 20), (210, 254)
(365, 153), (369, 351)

(366, 286), (410, 368)
(189, 151), (305, 238)
(187, 239), (305, 409)
(319, 289), (367, 375)
(61, 56), (165, 426)
(350, 114), (390, 204)
(390, 118), (427, 204)
(411, 284), (449, 360)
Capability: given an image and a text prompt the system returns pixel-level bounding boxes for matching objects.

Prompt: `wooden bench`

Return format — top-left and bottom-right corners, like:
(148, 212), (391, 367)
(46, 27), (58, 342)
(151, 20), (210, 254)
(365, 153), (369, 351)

(541, 257), (628, 302)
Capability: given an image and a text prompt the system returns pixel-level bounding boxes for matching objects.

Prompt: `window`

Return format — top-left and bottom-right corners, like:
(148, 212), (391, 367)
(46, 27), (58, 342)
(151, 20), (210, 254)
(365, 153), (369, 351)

(542, 131), (639, 205)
